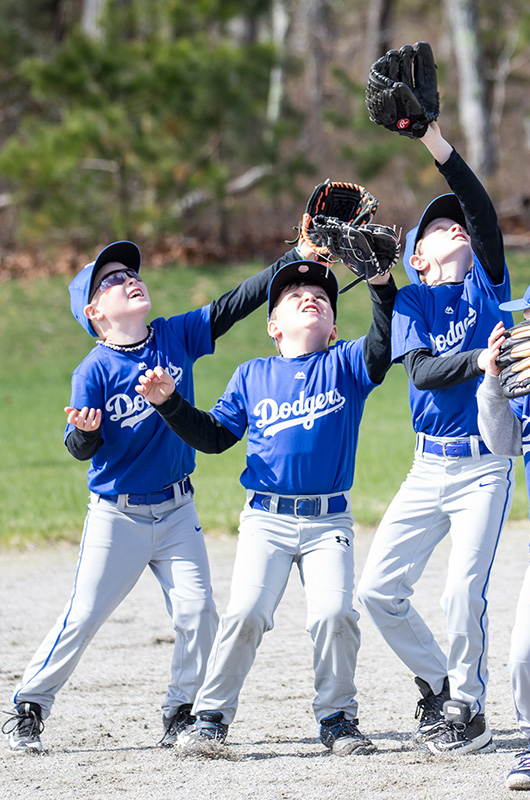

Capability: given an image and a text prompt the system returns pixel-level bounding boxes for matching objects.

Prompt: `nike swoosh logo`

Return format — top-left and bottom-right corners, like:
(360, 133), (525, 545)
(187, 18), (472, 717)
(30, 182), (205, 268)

(479, 481), (496, 487)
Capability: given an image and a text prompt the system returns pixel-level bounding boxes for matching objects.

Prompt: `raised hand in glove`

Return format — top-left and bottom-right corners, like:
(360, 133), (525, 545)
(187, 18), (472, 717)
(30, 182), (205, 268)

(311, 217), (401, 285)
(298, 179), (378, 258)
(366, 41), (439, 139)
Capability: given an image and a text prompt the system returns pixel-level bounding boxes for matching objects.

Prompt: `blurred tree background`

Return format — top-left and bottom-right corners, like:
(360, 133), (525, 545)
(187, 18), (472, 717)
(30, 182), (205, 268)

(0, 0), (529, 277)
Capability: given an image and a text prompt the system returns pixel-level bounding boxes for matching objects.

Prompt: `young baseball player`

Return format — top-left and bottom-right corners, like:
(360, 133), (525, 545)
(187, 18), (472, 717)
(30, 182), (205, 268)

(356, 120), (515, 754)
(477, 298), (530, 790)
(2, 238), (311, 753)
(135, 258), (397, 755)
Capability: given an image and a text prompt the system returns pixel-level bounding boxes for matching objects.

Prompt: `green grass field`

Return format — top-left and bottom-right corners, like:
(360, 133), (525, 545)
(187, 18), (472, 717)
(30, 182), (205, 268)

(1, 253), (529, 546)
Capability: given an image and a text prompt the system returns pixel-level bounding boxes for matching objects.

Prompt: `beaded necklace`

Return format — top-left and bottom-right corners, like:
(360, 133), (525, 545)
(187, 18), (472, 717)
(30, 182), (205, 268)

(97, 325), (154, 352)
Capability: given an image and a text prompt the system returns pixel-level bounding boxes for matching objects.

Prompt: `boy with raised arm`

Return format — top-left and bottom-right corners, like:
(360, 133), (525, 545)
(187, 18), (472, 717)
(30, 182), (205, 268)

(357, 119), (515, 755)
(136, 258), (396, 754)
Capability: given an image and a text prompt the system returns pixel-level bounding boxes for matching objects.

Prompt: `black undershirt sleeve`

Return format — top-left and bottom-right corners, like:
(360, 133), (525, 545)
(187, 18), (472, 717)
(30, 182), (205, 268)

(65, 427), (103, 460)
(438, 149), (504, 285)
(403, 347), (484, 390)
(155, 391), (240, 453)
(362, 277), (398, 385)
(209, 247), (301, 344)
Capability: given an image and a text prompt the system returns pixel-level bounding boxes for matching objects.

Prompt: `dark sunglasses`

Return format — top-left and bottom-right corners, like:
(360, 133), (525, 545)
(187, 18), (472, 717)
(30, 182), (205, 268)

(90, 268), (142, 300)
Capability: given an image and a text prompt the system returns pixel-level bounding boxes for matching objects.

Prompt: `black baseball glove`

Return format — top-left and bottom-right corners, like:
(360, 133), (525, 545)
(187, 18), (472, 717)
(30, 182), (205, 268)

(496, 321), (530, 398)
(311, 217), (401, 284)
(365, 41), (439, 139)
(298, 180), (379, 257)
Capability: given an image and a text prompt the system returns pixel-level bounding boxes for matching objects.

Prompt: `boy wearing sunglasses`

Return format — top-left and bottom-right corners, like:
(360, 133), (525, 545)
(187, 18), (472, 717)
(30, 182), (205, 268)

(4, 238), (309, 752)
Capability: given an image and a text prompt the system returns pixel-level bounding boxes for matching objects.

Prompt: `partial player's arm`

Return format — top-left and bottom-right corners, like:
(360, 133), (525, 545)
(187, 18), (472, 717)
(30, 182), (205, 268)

(419, 121), (453, 165)
(477, 323), (523, 457)
(477, 372), (522, 455)
(403, 321), (506, 391)
(403, 347), (484, 390)
(135, 367), (239, 453)
(403, 337), (504, 392)
(362, 275), (398, 384)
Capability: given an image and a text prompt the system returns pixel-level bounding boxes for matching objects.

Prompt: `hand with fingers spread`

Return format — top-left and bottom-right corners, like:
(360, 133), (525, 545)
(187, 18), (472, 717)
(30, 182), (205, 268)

(136, 366), (176, 406)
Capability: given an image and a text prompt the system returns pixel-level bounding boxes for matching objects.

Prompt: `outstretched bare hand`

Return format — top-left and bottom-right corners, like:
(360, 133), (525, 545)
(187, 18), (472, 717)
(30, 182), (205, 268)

(135, 366), (176, 406)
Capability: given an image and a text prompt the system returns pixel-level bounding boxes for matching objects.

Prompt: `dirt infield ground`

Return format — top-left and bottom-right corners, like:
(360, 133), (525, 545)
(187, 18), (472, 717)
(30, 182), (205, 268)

(2, 522), (530, 800)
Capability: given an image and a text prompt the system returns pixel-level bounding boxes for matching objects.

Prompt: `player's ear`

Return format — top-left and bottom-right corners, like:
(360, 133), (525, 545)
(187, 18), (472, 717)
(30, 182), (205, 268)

(329, 325), (338, 343)
(409, 253), (429, 275)
(267, 318), (280, 340)
(84, 303), (104, 324)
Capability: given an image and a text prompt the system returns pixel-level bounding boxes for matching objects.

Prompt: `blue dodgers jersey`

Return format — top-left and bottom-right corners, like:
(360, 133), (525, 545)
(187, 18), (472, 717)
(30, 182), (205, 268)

(210, 338), (376, 495)
(65, 308), (213, 495)
(391, 256), (512, 437)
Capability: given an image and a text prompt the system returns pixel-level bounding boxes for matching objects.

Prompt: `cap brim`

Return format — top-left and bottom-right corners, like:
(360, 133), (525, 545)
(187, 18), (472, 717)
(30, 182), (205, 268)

(499, 298), (530, 312)
(91, 241), (141, 291)
(268, 260), (338, 319)
(414, 194), (466, 247)
(402, 194), (467, 284)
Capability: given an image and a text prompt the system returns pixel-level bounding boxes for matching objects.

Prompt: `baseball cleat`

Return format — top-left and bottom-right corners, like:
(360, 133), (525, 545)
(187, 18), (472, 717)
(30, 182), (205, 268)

(2, 702), (45, 753)
(159, 703), (195, 746)
(422, 700), (495, 755)
(413, 676), (450, 742)
(178, 710), (229, 748)
(319, 711), (376, 756)
(506, 747), (530, 790)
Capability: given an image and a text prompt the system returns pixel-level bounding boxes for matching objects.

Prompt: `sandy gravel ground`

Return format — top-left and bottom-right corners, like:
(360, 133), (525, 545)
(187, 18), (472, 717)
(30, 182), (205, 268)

(1, 521), (530, 800)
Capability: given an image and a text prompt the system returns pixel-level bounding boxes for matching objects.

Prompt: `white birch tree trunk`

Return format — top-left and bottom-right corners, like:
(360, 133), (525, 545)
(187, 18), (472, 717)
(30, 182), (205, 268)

(81, 0), (106, 39)
(267, 0), (290, 125)
(445, 0), (495, 177)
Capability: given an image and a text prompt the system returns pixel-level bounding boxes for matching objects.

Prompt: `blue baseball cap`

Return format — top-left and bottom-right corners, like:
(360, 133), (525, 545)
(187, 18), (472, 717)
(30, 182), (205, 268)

(499, 285), (530, 312)
(267, 260), (339, 320)
(68, 241), (141, 336)
(403, 193), (467, 284)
